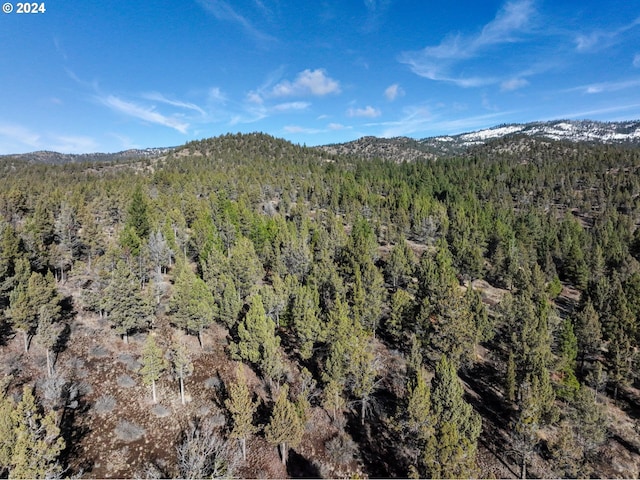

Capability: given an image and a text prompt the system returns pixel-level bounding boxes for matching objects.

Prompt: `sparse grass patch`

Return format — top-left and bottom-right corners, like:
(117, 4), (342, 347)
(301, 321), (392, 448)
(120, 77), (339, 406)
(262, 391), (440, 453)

(89, 345), (110, 358)
(325, 433), (359, 465)
(117, 353), (141, 372)
(151, 404), (171, 417)
(203, 376), (221, 390)
(94, 395), (117, 415)
(114, 420), (146, 442)
(117, 374), (136, 388)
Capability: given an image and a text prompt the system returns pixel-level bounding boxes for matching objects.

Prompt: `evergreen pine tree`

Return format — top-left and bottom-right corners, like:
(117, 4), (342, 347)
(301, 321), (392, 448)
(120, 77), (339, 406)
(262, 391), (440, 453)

(105, 261), (153, 342)
(230, 294), (283, 380)
(139, 334), (167, 403)
(225, 366), (259, 462)
(10, 386), (65, 479)
(126, 185), (151, 240)
(169, 264), (217, 347)
(36, 305), (63, 377)
(264, 384), (304, 466)
(290, 284), (322, 360)
(170, 341), (194, 405)
(349, 334), (379, 425)
(218, 275), (243, 329)
(422, 356), (481, 479)
(574, 300), (602, 374)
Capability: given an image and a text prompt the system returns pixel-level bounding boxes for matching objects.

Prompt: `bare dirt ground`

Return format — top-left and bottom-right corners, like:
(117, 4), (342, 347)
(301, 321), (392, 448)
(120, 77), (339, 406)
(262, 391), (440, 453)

(1, 296), (368, 478)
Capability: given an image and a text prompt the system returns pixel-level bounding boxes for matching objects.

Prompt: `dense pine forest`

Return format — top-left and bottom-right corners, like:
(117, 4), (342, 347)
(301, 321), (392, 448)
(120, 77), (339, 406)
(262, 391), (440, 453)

(1, 132), (640, 478)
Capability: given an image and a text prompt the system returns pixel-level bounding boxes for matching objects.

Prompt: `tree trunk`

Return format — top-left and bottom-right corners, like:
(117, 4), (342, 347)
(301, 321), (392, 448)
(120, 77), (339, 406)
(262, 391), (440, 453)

(521, 457), (526, 480)
(124, 331), (129, 344)
(152, 379), (157, 404)
(198, 329), (203, 350)
(23, 330), (29, 353)
(241, 438), (246, 462)
(46, 349), (52, 377)
(280, 442), (287, 465)
(180, 376), (185, 405)
(361, 397), (366, 425)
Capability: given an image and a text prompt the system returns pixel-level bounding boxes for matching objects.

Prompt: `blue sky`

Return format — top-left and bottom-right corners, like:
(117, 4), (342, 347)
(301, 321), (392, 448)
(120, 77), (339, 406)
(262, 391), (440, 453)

(1, 0), (640, 153)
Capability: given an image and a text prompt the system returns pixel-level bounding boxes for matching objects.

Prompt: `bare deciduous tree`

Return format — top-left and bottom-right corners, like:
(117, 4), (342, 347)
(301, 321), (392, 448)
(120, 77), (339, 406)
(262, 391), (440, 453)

(176, 417), (240, 479)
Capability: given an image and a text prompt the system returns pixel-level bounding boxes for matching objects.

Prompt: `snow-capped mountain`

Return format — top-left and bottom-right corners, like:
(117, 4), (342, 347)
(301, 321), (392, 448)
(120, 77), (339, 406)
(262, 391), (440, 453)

(320, 120), (640, 161)
(428, 120), (640, 150)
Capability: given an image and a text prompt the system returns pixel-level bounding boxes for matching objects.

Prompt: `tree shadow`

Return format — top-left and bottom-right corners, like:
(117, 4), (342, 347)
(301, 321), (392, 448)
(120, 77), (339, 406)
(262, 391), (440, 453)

(344, 388), (405, 478)
(59, 294), (76, 321)
(59, 382), (91, 476)
(286, 449), (321, 478)
(0, 320), (13, 347)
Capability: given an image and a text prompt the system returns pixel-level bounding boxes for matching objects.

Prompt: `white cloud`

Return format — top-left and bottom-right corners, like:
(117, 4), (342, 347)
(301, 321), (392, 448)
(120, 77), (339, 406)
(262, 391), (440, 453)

(272, 69), (341, 97)
(49, 135), (98, 154)
(109, 133), (140, 150)
(328, 123), (349, 130)
(246, 91), (264, 104)
(208, 87), (227, 103)
(0, 123), (41, 149)
(272, 101), (311, 112)
(0, 123), (98, 154)
(399, 0), (535, 87)
(384, 83), (404, 101)
(367, 104), (514, 138)
(560, 102), (640, 119)
(362, 0), (392, 32)
(100, 95), (189, 133)
(572, 78), (640, 94)
(501, 78), (529, 91)
(347, 106), (381, 118)
(284, 125), (322, 134)
(143, 92), (206, 116)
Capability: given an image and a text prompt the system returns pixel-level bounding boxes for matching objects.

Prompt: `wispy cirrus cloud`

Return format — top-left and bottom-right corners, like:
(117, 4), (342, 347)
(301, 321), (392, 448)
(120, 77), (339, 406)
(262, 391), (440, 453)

(208, 87), (227, 103)
(100, 95), (190, 133)
(575, 17), (640, 52)
(284, 122), (353, 135)
(0, 123), (98, 154)
(501, 77), (529, 91)
(0, 123), (41, 148)
(143, 92), (206, 116)
(569, 78), (640, 94)
(558, 102), (640, 119)
(362, 0), (392, 32)
(366, 104), (514, 137)
(230, 97), (310, 125)
(49, 135), (98, 153)
(272, 101), (311, 112)
(195, 0), (276, 45)
(399, 0), (535, 87)
(283, 125), (323, 134)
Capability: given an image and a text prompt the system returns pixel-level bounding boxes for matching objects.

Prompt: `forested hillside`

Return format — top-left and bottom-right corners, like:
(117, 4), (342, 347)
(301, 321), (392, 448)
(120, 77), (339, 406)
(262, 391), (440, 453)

(1, 131), (640, 478)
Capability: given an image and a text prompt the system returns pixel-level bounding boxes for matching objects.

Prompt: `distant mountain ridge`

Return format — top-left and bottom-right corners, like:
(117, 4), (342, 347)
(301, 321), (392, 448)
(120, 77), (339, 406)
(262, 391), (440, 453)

(320, 119), (640, 161)
(3, 119), (640, 164)
(0, 147), (174, 164)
